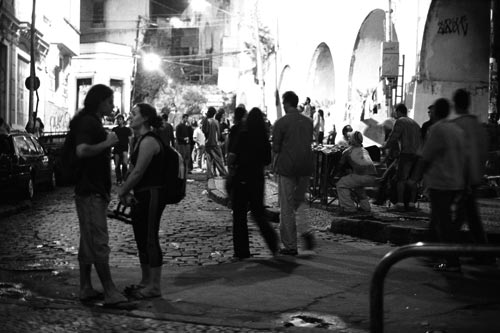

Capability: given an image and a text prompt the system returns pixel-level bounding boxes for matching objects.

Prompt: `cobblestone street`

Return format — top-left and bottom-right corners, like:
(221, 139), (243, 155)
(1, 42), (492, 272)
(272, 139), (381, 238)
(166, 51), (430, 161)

(0, 174), (384, 332)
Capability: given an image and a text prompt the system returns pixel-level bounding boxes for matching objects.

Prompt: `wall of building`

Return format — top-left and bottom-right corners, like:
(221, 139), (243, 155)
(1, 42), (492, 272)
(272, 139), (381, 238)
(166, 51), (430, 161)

(223, 0), (494, 143)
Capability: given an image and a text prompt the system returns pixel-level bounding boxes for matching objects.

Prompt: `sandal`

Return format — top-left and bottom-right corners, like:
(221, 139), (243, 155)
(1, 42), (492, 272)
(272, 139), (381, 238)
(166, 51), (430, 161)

(124, 284), (145, 296)
(128, 288), (161, 300)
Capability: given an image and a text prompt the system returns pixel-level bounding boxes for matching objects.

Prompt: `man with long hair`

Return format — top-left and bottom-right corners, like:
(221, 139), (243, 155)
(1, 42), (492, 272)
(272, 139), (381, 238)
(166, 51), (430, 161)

(71, 84), (128, 306)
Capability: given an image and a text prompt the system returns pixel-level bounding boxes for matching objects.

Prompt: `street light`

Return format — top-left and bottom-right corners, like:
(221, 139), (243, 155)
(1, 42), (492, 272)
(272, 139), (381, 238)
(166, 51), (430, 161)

(142, 53), (161, 71)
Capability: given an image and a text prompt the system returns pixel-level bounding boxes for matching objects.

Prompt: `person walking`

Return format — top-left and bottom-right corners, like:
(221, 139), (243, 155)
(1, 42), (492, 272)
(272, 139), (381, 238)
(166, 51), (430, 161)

(70, 84), (128, 306)
(176, 114), (193, 174)
(202, 107), (227, 178)
(192, 120), (206, 171)
(449, 89), (493, 264)
(227, 105), (247, 155)
(336, 131), (377, 214)
(156, 114), (175, 147)
(384, 103), (421, 212)
(227, 107), (278, 259)
(421, 98), (466, 272)
(112, 114), (132, 185)
(273, 91), (315, 255)
(118, 103), (168, 298)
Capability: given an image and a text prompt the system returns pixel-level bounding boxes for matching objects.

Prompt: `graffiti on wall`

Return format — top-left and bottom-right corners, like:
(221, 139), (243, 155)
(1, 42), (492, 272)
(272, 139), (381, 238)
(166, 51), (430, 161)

(437, 16), (468, 36)
(48, 108), (71, 132)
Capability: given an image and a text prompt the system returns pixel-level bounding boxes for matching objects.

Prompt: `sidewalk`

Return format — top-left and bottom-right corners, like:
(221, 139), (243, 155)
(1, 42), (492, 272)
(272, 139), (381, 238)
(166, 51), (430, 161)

(208, 176), (500, 245)
(1, 178), (499, 332)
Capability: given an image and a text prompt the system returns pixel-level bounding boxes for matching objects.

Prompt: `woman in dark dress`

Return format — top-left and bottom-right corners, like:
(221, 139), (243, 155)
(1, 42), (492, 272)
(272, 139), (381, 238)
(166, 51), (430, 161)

(227, 107), (278, 259)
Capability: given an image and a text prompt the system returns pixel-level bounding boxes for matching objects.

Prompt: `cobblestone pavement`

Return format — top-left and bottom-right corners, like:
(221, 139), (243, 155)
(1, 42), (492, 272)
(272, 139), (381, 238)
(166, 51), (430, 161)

(0, 174), (378, 271)
(0, 174), (381, 332)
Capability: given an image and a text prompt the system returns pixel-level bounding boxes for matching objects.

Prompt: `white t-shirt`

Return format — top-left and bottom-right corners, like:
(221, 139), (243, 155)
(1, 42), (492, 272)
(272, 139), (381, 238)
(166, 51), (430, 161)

(193, 127), (206, 146)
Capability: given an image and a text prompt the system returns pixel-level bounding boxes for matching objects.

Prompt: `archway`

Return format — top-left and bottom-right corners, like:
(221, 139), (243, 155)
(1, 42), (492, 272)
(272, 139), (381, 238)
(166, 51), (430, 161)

(416, 0), (494, 123)
(347, 9), (399, 145)
(307, 43), (335, 114)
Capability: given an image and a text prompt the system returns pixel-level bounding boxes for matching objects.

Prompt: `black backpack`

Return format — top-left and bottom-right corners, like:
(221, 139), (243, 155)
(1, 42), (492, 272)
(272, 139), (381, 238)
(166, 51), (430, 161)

(139, 132), (186, 204)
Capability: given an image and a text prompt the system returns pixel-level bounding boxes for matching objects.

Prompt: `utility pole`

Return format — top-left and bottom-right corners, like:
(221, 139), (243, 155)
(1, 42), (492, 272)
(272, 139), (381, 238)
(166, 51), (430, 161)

(253, 0), (265, 111)
(489, 0), (498, 119)
(274, 16), (282, 119)
(28, 0), (36, 132)
(130, 16), (142, 107)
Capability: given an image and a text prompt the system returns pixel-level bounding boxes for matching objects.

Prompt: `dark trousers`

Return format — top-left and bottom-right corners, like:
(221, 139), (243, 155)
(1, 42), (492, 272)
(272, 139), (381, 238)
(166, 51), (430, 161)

(429, 189), (461, 265)
(132, 188), (167, 267)
(114, 151), (128, 182)
(455, 187), (488, 244)
(232, 177), (278, 258)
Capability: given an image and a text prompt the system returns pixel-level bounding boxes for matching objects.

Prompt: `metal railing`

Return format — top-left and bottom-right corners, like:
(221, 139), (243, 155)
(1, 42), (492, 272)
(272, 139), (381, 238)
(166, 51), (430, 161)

(370, 242), (500, 333)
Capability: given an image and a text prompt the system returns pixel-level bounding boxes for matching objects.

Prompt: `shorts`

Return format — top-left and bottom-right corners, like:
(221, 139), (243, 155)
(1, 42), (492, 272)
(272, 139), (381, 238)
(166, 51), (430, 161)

(75, 194), (110, 264)
(396, 153), (418, 182)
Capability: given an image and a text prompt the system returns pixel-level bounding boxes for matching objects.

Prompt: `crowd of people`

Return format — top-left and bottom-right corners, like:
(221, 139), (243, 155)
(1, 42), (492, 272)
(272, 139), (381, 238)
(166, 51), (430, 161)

(3, 83), (497, 307)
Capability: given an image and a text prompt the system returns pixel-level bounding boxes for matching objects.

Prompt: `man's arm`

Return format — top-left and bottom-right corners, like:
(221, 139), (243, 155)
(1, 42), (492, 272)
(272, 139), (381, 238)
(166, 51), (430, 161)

(384, 120), (402, 151)
(271, 120), (282, 153)
(76, 132), (118, 158)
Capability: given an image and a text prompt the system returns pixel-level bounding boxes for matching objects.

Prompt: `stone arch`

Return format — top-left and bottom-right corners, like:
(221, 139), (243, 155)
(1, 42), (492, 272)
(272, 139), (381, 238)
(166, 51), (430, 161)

(348, 9), (399, 145)
(278, 65), (294, 94)
(307, 43), (335, 111)
(415, 0), (496, 123)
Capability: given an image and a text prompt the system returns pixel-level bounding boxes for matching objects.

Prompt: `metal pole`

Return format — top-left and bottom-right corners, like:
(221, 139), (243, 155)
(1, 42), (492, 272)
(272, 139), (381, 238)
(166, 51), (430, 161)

(28, 0), (36, 132)
(254, 0), (265, 110)
(275, 16), (282, 119)
(130, 16), (141, 107)
(370, 243), (500, 333)
(489, 0), (498, 119)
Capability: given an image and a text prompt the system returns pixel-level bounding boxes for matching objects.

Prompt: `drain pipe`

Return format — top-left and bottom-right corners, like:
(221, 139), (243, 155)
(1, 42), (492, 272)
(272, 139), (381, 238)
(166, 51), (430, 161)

(489, 0), (498, 120)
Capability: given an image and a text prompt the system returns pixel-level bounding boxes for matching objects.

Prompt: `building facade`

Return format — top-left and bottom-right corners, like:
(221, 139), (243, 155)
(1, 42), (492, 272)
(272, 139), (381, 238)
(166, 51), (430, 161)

(218, 0), (499, 144)
(0, 0), (80, 132)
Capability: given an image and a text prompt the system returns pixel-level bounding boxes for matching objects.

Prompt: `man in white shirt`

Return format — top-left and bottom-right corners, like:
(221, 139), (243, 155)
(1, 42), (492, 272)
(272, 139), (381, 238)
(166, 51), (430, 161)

(192, 120), (206, 171)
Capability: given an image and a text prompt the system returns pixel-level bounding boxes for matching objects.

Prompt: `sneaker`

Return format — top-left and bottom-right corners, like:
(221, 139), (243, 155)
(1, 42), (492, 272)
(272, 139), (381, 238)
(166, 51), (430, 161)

(301, 232), (316, 250)
(278, 248), (298, 256)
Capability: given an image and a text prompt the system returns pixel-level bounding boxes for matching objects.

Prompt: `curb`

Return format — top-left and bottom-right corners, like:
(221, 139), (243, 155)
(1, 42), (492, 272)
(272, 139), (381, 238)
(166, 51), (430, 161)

(0, 201), (32, 219)
(330, 218), (500, 245)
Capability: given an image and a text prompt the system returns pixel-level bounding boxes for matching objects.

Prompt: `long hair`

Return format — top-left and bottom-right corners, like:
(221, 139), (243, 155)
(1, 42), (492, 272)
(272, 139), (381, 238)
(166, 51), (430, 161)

(135, 103), (162, 129)
(70, 84), (113, 131)
(246, 107), (268, 144)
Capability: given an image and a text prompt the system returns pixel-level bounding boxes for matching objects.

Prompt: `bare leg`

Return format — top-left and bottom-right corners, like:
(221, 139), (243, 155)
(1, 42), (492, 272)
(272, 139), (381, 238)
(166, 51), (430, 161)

(94, 262), (127, 304)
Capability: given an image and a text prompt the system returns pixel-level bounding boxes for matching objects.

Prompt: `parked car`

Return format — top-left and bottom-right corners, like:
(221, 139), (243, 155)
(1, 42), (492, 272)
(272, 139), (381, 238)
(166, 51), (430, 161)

(0, 130), (57, 199)
(37, 131), (73, 185)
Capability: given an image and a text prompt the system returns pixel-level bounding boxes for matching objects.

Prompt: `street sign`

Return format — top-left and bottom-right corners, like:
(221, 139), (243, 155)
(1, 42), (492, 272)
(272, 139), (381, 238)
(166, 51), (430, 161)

(380, 42), (399, 79)
(25, 76), (40, 91)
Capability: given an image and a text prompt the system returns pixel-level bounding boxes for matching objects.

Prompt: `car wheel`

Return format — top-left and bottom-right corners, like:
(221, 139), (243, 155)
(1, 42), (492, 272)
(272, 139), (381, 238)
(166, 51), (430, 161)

(47, 170), (57, 190)
(21, 177), (35, 200)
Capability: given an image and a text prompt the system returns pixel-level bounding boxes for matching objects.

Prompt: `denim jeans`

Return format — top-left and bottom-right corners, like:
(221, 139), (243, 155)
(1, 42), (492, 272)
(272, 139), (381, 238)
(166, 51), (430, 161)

(278, 175), (311, 250)
(337, 174), (376, 212)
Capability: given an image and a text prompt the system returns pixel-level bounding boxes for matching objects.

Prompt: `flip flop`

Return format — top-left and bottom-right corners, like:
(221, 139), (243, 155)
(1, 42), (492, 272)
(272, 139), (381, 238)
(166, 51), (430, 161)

(129, 288), (161, 300)
(124, 284), (145, 296)
(79, 291), (104, 302)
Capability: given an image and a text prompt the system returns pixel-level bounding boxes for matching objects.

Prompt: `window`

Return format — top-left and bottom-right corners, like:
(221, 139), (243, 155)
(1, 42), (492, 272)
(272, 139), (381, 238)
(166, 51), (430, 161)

(92, 1), (105, 26)
(14, 136), (31, 155)
(30, 137), (45, 154)
(16, 57), (29, 127)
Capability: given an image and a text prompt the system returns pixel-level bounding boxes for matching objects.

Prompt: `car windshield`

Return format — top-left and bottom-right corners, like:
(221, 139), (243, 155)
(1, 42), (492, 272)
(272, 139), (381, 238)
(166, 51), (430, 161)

(0, 135), (13, 154)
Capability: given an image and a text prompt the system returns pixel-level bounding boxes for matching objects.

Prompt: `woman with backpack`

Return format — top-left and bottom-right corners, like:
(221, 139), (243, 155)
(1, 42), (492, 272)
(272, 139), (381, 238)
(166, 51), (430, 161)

(226, 107), (278, 259)
(117, 103), (167, 299)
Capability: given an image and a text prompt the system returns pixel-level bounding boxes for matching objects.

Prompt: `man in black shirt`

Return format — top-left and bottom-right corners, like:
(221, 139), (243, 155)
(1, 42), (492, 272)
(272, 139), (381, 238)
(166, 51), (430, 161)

(112, 114), (132, 185)
(72, 84), (128, 306)
(176, 114), (193, 173)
